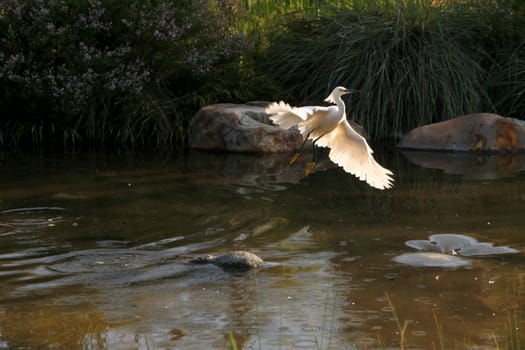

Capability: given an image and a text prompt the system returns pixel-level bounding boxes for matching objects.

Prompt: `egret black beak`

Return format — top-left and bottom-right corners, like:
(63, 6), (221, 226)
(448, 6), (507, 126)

(341, 88), (360, 94)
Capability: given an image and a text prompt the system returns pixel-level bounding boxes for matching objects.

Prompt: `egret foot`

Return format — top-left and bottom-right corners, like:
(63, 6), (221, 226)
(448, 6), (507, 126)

(305, 162), (316, 175)
(289, 153), (301, 165)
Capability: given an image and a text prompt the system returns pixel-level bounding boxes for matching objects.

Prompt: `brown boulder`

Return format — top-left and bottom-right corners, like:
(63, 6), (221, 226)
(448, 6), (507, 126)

(188, 103), (303, 153)
(398, 113), (525, 152)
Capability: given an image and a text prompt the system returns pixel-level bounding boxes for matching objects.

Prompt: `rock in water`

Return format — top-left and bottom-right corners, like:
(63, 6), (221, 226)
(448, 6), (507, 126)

(189, 103), (369, 153)
(398, 113), (525, 152)
(188, 103), (302, 153)
(189, 251), (264, 270)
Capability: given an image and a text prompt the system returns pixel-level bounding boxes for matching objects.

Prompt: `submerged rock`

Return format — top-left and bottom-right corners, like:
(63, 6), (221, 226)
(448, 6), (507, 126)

(405, 233), (519, 257)
(188, 103), (302, 153)
(188, 251), (264, 270)
(398, 113), (525, 152)
(394, 233), (519, 268)
(393, 252), (471, 268)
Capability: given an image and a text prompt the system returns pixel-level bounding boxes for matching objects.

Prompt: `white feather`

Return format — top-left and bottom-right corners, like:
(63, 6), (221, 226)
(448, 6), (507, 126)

(266, 86), (394, 190)
(315, 120), (394, 189)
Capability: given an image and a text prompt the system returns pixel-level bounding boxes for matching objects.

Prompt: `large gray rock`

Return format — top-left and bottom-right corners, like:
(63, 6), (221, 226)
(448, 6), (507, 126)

(188, 103), (303, 153)
(398, 113), (525, 152)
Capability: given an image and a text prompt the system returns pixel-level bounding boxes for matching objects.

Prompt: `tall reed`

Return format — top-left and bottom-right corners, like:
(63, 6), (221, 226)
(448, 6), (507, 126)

(261, 0), (525, 139)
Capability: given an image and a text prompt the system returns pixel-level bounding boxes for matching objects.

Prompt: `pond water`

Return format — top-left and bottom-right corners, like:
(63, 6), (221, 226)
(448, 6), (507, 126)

(0, 148), (524, 349)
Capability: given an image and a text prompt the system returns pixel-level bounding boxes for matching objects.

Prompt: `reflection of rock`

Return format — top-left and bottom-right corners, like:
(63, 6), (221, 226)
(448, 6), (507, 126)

(275, 226), (313, 251)
(188, 251), (264, 270)
(398, 113), (525, 152)
(401, 150), (525, 180)
(188, 103), (303, 153)
(252, 217), (289, 236)
(187, 151), (334, 193)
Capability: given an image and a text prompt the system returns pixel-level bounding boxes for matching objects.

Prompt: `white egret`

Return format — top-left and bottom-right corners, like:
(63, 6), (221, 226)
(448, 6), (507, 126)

(265, 86), (394, 190)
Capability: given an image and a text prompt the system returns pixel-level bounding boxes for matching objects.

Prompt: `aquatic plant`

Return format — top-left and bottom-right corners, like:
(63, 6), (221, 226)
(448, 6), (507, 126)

(385, 292), (409, 350)
(228, 331), (239, 350)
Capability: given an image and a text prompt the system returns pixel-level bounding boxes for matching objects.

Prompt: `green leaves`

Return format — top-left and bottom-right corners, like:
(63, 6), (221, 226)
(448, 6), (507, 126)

(0, 0), (254, 148)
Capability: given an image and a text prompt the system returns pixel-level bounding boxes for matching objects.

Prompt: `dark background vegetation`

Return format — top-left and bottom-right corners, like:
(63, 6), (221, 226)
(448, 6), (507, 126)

(1, 0), (524, 148)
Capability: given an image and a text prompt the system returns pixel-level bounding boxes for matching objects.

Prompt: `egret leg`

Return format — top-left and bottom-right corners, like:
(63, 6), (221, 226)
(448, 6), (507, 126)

(290, 131), (312, 165)
(289, 152), (302, 166)
(304, 133), (328, 175)
(305, 161), (316, 175)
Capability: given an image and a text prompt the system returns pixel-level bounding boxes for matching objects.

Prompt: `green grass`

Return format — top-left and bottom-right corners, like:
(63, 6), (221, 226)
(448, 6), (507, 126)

(260, 0), (525, 139)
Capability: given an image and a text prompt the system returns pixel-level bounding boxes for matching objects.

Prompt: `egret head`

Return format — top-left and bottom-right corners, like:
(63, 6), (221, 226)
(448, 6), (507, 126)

(324, 86), (359, 104)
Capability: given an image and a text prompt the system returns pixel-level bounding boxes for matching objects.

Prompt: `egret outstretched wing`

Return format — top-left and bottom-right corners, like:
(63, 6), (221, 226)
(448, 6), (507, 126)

(266, 102), (335, 139)
(266, 86), (394, 189)
(316, 120), (394, 190)
(266, 101), (309, 129)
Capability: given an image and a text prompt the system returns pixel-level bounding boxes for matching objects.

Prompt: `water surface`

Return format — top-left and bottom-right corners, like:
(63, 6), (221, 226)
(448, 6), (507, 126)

(0, 149), (524, 349)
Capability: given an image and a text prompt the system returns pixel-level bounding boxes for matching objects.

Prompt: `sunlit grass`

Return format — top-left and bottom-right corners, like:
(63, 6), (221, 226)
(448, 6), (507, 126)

(229, 331), (239, 350)
(224, 286), (523, 349)
(385, 292), (409, 349)
(312, 285), (338, 350)
(502, 279), (523, 350)
(433, 308), (445, 350)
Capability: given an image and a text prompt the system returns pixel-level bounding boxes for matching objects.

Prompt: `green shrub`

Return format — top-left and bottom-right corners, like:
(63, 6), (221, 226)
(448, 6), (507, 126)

(0, 0), (261, 148)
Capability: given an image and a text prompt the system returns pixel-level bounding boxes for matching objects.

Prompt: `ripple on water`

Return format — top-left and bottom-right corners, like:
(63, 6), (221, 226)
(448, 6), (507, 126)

(0, 207), (67, 214)
(95, 240), (132, 248)
(1, 250), (195, 296)
(0, 206), (68, 238)
(0, 223), (15, 236)
(0, 247), (50, 261)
